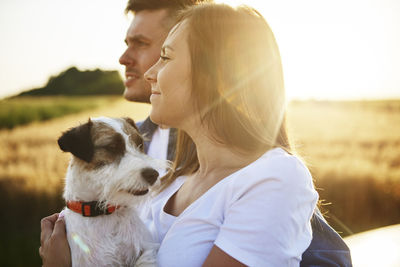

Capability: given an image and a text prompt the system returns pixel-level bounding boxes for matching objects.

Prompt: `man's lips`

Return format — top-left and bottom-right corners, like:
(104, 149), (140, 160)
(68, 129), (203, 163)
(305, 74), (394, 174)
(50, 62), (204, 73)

(125, 71), (140, 78)
(124, 72), (141, 86)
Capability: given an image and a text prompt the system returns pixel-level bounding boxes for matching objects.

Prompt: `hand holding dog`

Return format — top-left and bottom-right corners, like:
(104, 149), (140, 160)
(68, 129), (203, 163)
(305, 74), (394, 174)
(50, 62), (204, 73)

(39, 213), (71, 267)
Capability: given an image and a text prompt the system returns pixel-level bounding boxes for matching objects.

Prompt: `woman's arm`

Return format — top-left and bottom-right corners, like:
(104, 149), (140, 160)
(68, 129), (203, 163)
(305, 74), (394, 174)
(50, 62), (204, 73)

(203, 246), (246, 267)
(39, 213), (71, 267)
(203, 154), (318, 266)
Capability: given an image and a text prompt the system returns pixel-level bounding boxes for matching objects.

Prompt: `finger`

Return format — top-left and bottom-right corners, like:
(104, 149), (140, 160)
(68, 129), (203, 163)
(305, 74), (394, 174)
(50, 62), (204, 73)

(52, 217), (67, 238)
(47, 213), (60, 223)
(40, 213), (59, 245)
(39, 246), (44, 259)
(41, 213), (60, 232)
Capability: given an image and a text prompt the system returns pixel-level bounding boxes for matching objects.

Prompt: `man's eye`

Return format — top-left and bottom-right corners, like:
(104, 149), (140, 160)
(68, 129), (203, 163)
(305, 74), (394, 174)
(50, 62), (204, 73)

(134, 40), (149, 47)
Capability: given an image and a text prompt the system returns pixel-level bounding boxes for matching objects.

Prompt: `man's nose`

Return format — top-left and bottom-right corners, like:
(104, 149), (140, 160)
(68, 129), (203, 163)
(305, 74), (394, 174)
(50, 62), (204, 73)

(119, 49), (133, 66)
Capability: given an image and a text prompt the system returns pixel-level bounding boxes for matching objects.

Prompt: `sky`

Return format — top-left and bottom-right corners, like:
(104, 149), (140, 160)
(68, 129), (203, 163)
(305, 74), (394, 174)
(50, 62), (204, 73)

(0, 0), (399, 100)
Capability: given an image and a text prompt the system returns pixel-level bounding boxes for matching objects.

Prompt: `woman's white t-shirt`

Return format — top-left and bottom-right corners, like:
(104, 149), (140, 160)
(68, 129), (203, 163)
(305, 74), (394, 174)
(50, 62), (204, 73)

(141, 148), (318, 267)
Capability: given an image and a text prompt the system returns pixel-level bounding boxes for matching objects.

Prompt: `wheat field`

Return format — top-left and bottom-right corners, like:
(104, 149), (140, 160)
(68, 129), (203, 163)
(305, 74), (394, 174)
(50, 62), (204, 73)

(0, 100), (151, 191)
(1, 99), (399, 219)
(287, 100), (400, 233)
(0, 98), (399, 265)
(288, 100), (400, 182)
(0, 99), (152, 265)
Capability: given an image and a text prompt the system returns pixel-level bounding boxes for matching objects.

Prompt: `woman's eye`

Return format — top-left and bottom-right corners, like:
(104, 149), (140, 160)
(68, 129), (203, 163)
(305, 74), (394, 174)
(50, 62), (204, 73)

(160, 55), (170, 61)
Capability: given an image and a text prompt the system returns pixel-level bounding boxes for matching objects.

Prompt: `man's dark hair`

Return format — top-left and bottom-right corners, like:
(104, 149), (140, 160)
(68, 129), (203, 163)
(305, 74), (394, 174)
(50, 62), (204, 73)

(125, 0), (210, 14)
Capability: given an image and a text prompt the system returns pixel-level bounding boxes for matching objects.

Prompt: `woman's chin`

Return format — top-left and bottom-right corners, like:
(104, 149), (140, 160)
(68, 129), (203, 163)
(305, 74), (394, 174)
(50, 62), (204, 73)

(149, 110), (168, 126)
(149, 112), (161, 125)
(149, 113), (177, 129)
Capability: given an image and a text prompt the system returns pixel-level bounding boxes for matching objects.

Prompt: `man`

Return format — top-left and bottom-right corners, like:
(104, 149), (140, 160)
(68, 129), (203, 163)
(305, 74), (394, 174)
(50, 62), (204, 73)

(119, 0), (206, 162)
(40, 0), (351, 266)
(39, 2), (205, 266)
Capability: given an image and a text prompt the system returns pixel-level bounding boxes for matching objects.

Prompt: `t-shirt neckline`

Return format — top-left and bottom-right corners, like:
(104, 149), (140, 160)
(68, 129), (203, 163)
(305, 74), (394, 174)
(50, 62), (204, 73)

(161, 147), (284, 219)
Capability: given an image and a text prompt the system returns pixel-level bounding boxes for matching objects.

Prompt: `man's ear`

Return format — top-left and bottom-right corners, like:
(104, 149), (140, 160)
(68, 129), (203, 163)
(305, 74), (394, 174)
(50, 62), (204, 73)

(57, 119), (94, 162)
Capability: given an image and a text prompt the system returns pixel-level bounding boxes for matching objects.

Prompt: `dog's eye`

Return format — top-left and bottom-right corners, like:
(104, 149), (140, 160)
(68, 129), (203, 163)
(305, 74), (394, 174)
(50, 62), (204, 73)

(106, 133), (126, 157)
(95, 161), (106, 168)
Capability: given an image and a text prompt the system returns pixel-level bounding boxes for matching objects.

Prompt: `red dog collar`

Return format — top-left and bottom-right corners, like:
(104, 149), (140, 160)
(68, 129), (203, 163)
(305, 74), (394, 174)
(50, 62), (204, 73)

(66, 201), (119, 217)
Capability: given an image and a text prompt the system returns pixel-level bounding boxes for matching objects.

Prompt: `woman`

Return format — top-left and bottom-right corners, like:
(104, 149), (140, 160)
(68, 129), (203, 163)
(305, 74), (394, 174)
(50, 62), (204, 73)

(142, 3), (318, 266)
(40, 3), (318, 266)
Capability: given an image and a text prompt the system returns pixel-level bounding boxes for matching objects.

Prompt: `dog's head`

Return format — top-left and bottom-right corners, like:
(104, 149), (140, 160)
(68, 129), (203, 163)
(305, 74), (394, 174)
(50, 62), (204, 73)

(59, 117), (166, 204)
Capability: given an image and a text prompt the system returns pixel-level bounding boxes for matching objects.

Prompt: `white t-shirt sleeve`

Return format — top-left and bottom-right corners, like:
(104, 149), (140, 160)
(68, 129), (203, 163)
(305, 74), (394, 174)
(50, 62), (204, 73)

(214, 154), (318, 267)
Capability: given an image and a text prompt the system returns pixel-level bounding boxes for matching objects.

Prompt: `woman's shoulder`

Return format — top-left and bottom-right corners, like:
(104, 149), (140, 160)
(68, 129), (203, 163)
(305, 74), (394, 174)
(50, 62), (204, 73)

(262, 147), (310, 177)
(229, 147), (313, 190)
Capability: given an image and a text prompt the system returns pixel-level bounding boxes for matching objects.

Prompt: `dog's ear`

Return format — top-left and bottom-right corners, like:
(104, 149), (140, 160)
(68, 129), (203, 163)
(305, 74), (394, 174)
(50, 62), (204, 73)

(123, 117), (139, 131)
(123, 117), (144, 151)
(58, 119), (94, 162)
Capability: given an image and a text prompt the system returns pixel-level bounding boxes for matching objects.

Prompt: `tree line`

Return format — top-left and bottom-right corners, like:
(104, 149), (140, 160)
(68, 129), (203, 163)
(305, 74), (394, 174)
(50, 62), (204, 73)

(18, 67), (124, 96)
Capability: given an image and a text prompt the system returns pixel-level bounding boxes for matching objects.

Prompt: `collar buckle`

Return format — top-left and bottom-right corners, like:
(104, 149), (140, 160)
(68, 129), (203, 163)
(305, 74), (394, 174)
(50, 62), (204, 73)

(67, 200), (118, 217)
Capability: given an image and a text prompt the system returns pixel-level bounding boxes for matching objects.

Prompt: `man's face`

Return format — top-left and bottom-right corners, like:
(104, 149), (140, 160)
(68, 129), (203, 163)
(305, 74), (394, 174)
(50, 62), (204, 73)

(119, 9), (170, 103)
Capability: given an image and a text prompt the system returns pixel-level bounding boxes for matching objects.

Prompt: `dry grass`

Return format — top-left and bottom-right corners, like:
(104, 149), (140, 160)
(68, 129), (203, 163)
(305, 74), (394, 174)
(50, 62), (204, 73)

(287, 100), (400, 234)
(0, 98), (399, 265)
(0, 99), (151, 266)
(287, 100), (400, 182)
(0, 99), (151, 192)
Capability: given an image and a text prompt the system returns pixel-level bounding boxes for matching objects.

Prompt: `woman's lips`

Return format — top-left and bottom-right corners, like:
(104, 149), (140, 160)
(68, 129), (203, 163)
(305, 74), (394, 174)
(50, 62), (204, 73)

(150, 91), (161, 103)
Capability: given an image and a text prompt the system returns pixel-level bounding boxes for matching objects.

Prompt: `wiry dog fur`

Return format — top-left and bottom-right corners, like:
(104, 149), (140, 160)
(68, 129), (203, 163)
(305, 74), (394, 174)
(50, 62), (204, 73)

(58, 117), (165, 267)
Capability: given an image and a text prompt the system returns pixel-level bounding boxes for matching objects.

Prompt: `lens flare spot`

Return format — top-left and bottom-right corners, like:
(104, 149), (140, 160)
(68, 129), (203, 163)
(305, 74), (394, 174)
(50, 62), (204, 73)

(71, 233), (90, 254)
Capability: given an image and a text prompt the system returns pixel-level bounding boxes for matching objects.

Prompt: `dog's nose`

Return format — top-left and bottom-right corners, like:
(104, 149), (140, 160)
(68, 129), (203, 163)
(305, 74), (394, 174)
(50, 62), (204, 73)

(141, 168), (159, 185)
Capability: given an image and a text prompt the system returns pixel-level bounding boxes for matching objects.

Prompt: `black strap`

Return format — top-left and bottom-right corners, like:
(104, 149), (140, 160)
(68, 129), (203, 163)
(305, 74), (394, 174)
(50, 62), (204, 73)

(80, 201), (112, 217)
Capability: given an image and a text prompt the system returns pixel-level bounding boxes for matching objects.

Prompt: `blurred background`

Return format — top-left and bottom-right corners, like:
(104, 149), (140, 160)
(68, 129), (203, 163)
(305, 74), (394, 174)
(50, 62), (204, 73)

(0, 0), (399, 266)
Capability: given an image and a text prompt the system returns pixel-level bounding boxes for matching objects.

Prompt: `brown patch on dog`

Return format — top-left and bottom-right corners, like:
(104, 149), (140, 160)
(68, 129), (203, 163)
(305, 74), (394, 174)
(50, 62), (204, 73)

(58, 119), (94, 163)
(121, 118), (144, 152)
(74, 121), (126, 170)
(123, 117), (140, 131)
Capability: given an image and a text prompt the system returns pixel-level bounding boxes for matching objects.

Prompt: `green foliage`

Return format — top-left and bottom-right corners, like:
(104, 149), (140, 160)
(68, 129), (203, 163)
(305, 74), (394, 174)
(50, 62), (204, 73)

(0, 96), (119, 129)
(18, 67), (124, 96)
(0, 178), (64, 267)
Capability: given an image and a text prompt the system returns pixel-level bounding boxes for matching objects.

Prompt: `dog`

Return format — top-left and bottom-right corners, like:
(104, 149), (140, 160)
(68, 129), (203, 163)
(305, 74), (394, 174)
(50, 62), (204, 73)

(58, 117), (164, 266)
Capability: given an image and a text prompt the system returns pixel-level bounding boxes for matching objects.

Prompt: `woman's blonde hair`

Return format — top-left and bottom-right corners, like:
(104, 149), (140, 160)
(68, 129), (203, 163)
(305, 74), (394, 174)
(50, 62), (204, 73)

(160, 3), (290, 190)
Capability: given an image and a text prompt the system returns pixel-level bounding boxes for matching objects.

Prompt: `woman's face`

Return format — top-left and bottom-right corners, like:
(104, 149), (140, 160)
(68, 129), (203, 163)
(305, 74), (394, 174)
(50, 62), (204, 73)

(144, 21), (194, 129)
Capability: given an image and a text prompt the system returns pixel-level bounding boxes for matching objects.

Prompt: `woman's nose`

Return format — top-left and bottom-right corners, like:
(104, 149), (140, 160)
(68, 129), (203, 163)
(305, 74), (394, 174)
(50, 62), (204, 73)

(144, 62), (158, 83)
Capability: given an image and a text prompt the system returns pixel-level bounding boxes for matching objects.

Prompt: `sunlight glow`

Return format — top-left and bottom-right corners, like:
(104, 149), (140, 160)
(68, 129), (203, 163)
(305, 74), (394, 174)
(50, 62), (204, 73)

(71, 233), (91, 254)
(345, 224), (400, 267)
(214, 0), (400, 100)
(0, 0), (399, 99)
